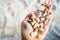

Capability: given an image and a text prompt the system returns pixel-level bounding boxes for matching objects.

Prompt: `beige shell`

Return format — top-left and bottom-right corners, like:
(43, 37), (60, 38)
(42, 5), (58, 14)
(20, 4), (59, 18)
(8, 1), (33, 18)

(35, 18), (40, 22)
(30, 31), (37, 37)
(33, 23), (39, 29)
(41, 17), (45, 21)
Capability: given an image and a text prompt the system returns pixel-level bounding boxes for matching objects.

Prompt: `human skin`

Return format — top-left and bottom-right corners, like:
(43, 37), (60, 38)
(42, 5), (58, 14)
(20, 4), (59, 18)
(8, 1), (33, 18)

(21, 12), (50, 40)
(21, 1), (52, 40)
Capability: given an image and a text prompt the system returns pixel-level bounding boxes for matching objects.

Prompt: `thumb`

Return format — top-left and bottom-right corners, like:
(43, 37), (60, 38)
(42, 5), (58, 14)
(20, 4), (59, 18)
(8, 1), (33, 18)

(22, 21), (33, 33)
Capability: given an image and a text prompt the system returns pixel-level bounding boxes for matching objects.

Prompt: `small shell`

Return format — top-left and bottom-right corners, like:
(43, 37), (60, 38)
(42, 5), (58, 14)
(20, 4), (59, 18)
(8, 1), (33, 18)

(41, 17), (45, 21)
(35, 11), (42, 17)
(39, 6), (45, 11)
(32, 18), (36, 22)
(28, 19), (31, 22)
(30, 31), (37, 37)
(39, 23), (44, 28)
(43, 12), (47, 17)
(34, 23), (39, 29)
(31, 22), (35, 26)
(35, 18), (40, 22)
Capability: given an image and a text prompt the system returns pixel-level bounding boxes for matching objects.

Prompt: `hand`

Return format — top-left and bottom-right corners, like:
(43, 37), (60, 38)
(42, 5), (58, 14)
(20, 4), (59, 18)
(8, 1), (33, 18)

(21, 12), (51, 40)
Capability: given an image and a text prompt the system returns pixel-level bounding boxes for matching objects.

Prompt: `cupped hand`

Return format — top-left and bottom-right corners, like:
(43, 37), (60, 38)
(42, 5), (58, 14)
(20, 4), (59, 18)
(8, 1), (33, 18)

(21, 11), (51, 40)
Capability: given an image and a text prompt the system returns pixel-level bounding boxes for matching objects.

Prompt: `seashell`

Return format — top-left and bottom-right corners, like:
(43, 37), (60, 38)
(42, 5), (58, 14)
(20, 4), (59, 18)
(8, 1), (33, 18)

(30, 31), (37, 37)
(31, 22), (35, 26)
(35, 11), (42, 17)
(32, 18), (36, 22)
(41, 17), (45, 21)
(39, 23), (44, 28)
(35, 18), (40, 22)
(39, 5), (45, 11)
(43, 12), (47, 17)
(28, 19), (31, 22)
(33, 23), (39, 29)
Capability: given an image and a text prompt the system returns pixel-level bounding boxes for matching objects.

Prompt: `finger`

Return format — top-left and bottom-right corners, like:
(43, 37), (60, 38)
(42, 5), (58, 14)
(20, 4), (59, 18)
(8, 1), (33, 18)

(25, 12), (36, 21)
(21, 20), (34, 40)
(22, 20), (33, 33)
(22, 24), (33, 40)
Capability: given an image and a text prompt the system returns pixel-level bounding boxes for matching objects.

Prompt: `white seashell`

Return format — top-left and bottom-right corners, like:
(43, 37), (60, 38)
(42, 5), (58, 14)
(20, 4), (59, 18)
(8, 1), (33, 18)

(43, 12), (47, 16)
(28, 19), (31, 22)
(34, 23), (39, 28)
(39, 6), (45, 11)
(41, 17), (45, 21)
(39, 12), (42, 17)
(35, 11), (42, 17)
(31, 31), (37, 37)
(36, 18), (40, 22)
(31, 22), (35, 26)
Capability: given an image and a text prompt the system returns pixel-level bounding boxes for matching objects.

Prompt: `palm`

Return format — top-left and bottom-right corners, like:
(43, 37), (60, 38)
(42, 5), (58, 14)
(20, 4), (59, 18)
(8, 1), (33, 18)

(21, 12), (51, 40)
(21, 1), (52, 40)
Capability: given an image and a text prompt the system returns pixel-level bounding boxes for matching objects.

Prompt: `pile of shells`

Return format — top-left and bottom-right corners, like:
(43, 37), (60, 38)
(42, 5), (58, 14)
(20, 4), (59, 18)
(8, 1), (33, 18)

(27, 1), (52, 39)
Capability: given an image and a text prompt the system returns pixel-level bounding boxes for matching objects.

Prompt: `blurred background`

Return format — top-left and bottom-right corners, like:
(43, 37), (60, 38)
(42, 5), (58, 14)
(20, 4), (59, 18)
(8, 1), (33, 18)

(0, 0), (60, 40)
(44, 0), (60, 40)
